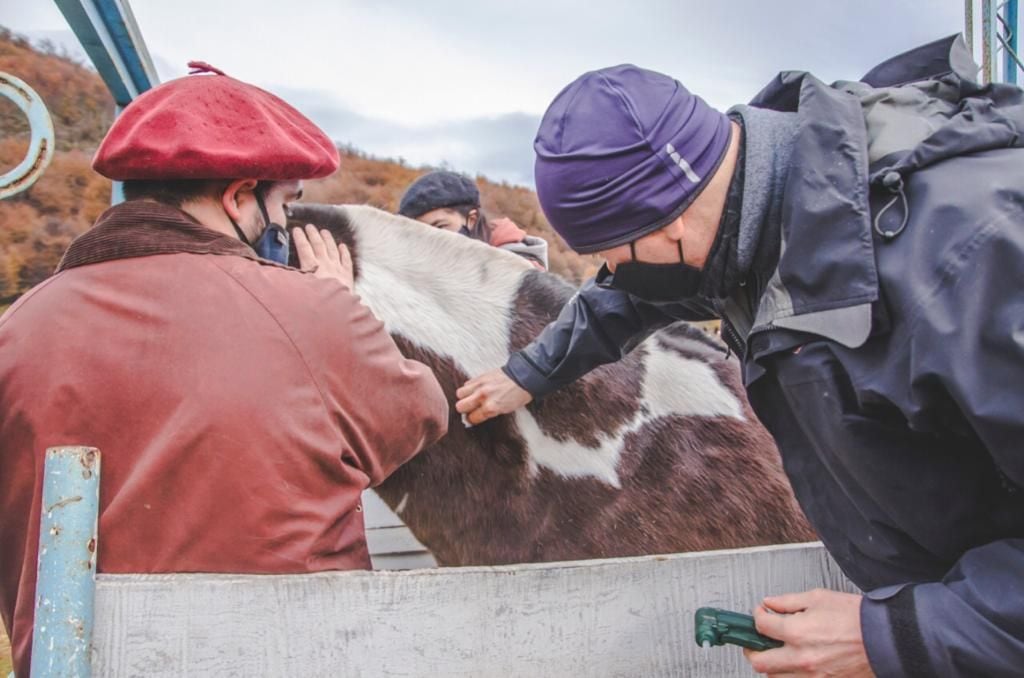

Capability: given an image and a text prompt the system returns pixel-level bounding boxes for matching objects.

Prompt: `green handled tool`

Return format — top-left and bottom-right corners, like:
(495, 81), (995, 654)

(694, 607), (784, 651)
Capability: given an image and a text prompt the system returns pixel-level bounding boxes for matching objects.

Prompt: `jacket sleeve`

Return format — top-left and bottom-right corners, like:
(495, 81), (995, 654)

(861, 541), (1024, 677)
(860, 221), (1024, 677)
(303, 278), (449, 487)
(504, 275), (716, 398)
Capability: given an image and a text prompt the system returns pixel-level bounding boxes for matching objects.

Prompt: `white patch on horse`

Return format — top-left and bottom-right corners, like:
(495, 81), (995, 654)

(641, 344), (745, 421)
(344, 205), (528, 377)
(515, 409), (625, 488)
(519, 339), (744, 488)
(337, 206), (743, 489)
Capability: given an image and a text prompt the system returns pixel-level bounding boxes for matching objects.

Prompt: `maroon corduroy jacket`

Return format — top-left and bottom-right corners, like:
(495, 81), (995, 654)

(0, 201), (448, 675)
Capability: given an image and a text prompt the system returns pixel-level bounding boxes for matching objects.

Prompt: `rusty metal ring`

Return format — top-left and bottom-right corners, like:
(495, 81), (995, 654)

(0, 72), (55, 200)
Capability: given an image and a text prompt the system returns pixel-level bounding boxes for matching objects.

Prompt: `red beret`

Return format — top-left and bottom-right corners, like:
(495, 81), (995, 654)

(93, 62), (340, 181)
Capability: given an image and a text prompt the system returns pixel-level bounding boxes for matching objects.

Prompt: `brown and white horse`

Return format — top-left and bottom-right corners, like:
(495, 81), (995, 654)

(288, 204), (815, 566)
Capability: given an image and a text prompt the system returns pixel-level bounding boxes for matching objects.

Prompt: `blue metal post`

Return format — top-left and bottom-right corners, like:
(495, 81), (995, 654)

(110, 180), (124, 205)
(52, 1), (159, 207)
(110, 105), (124, 205)
(30, 447), (101, 678)
(52, 0), (158, 107)
(1005, 0), (1019, 84)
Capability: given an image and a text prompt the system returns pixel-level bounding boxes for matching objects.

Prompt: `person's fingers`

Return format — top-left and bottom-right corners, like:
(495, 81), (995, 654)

(320, 229), (341, 263)
(304, 223), (328, 260)
(293, 226), (316, 269)
(467, 404), (498, 426)
(455, 390), (486, 414)
(763, 590), (813, 614)
(743, 646), (797, 676)
(338, 243), (352, 270)
(456, 379), (483, 400)
(752, 604), (789, 641)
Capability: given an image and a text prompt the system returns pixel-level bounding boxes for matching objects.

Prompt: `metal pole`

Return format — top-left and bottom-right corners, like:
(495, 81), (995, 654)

(983, 0), (998, 83)
(110, 105), (123, 205)
(1004, 0), (1019, 84)
(965, 0), (974, 54)
(53, 1), (159, 206)
(53, 0), (159, 106)
(30, 447), (101, 678)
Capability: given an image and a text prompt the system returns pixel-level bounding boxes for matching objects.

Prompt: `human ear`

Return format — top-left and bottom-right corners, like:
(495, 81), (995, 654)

(662, 215), (687, 242)
(221, 178), (260, 221)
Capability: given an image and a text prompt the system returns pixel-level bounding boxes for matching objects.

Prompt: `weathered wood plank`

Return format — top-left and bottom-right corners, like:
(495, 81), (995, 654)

(362, 491), (436, 570)
(362, 491), (405, 529)
(92, 542), (857, 677)
(365, 526), (434, 561)
(370, 552), (439, 572)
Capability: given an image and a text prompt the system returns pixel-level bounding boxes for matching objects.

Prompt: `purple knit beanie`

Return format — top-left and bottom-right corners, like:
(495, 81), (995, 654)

(534, 64), (732, 254)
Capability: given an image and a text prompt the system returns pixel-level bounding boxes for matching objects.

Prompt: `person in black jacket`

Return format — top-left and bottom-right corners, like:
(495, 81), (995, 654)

(455, 36), (1024, 677)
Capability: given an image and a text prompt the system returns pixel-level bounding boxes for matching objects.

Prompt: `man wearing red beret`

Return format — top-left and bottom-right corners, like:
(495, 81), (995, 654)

(0, 63), (449, 676)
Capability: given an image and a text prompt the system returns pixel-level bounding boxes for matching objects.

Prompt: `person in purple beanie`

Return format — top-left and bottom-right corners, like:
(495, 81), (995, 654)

(456, 36), (1024, 677)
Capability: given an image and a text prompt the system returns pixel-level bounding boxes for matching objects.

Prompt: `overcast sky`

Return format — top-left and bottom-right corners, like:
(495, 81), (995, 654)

(3, 1), (968, 186)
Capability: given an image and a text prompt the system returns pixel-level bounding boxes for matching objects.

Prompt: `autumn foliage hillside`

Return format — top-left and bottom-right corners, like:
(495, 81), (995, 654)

(0, 27), (599, 311)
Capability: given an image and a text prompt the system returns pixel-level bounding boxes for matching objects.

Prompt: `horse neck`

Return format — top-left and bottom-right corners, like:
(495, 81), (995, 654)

(346, 205), (534, 377)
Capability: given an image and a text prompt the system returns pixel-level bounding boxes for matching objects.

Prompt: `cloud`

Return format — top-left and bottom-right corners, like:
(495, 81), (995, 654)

(274, 85), (539, 185)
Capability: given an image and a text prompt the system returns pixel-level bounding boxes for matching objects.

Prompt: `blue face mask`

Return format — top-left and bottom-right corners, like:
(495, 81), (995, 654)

(229, 191), (291, 265)
(252, 193), (290, 265)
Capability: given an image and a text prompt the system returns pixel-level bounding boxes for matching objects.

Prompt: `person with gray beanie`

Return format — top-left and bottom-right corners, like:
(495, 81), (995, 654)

(398, 170), (548, 269)
(455, 37), (1024, 677)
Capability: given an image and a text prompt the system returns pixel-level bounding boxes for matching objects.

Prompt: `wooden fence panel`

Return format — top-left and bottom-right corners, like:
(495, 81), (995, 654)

(92, 542), (856, 677)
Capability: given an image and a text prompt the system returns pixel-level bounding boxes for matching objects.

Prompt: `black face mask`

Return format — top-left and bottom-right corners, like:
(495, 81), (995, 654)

(229, 191), (290, 265)
(607, 241), (704, 302)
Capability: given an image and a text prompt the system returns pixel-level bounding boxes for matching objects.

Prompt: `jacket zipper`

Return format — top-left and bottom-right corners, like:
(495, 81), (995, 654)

(720, 317), (747, 359)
